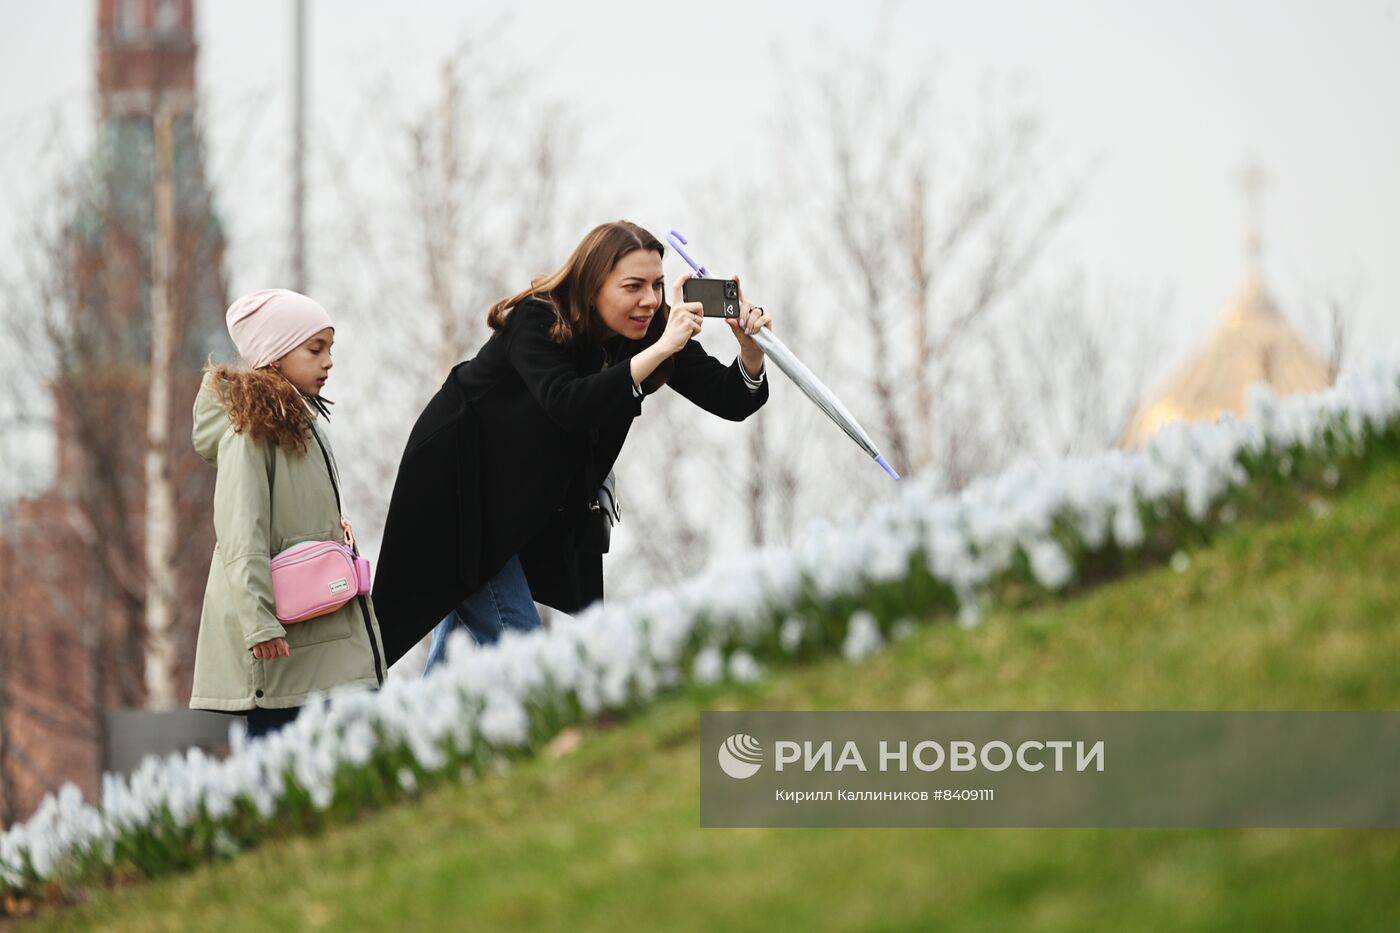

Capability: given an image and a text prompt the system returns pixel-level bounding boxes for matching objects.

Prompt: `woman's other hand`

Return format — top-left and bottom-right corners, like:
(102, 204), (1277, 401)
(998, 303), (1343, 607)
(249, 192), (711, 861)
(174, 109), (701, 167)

(726, 274), (772, 377)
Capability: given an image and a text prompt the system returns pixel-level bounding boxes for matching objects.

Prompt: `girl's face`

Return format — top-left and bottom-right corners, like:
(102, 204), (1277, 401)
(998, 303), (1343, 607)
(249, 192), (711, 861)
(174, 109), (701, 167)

(595, 249), (664, 340)
(272, 327), (335, 396)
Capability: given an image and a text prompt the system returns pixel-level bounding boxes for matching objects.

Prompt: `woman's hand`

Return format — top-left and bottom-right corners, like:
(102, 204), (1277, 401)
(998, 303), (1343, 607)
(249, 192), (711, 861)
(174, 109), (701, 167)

(341, 518), (356, 551)
(656, 272), (705, 357)
(725, 274), (773, 377)
(252, 637), (290, 660)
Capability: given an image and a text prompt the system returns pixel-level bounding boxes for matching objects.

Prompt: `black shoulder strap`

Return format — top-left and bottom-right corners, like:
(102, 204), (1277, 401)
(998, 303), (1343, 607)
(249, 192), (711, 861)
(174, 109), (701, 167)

(309, 424), (343, 520)
(583, 428), (601, 512)
(306, 411), (383, 685)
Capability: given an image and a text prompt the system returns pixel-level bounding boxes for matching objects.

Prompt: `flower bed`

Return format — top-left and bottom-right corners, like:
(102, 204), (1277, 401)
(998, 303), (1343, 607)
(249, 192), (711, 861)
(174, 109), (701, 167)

(3, 360), (1398, 906)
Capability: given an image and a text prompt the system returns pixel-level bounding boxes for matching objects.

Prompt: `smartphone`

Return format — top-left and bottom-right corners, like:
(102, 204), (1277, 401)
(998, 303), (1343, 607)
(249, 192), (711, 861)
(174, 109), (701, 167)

(681, 277), (742, 319)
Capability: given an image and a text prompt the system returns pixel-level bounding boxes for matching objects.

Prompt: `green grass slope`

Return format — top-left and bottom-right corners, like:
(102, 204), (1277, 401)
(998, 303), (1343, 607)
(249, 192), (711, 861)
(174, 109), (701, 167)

(37, 462), (1400, 932)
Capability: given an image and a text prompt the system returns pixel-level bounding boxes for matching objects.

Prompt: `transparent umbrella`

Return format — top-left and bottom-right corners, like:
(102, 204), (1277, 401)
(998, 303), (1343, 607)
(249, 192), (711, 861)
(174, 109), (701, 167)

(668, 229), (900, 480)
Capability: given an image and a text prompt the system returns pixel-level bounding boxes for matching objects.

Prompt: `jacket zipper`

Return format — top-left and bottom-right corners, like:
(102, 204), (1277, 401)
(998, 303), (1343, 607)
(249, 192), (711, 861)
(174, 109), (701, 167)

(357, 594), (383, 684)
(271, 543), (352, 570)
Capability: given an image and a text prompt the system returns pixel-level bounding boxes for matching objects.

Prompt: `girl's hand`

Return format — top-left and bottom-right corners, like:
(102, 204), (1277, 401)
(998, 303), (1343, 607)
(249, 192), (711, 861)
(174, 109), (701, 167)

(341, 518), (356, 551)
(252, 637), (290, 660)
(657, 273), (705, 357)
(725, 274), (772, 372)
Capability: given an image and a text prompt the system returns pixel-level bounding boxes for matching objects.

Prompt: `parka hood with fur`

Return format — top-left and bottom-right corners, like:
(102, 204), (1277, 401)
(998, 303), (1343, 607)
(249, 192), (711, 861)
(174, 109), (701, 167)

(194, 366), (319, 466)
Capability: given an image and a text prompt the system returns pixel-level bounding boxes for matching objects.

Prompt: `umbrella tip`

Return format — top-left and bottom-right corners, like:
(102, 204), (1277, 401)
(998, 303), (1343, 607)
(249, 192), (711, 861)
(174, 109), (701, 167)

(876, 455), (900, 480)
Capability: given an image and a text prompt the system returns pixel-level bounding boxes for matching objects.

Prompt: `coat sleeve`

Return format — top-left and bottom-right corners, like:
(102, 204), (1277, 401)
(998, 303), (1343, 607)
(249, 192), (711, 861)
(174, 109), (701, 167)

(212, 428), (287, 649)
(508, 302), (643, 430)
(665, 338), (770, 421)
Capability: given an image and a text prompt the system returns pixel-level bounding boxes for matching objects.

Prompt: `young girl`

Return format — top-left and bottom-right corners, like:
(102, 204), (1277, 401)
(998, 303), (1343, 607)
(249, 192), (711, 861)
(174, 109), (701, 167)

(190, 288), (384, 738)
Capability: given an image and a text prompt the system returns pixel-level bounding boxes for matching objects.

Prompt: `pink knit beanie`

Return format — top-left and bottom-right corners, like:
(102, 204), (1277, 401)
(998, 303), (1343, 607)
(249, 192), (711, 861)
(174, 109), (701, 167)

(225, 288), (335, 369)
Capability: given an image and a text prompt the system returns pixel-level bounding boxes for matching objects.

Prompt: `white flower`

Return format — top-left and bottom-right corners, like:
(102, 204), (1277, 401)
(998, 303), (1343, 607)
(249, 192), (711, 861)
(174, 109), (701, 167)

(1026, 538), (1073, 590)
(842, 612), (884, 661)
(439, 626), (475, 667)
(727, 651), (764, 684)
(342, 719), (376, 768)
(779, 617), (805, 654)
(692, 646), (724, 685)
(1112, 497), (1145, 549)
(478, 690), (529, 748)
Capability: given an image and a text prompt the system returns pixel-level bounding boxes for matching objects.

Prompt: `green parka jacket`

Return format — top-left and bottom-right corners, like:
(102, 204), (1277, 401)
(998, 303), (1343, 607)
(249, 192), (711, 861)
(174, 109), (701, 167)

(189, 369), (385, 712)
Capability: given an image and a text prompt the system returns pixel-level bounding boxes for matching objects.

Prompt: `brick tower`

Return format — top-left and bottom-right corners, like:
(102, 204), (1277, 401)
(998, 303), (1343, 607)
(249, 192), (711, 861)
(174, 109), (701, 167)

(0, 0), (230, 824)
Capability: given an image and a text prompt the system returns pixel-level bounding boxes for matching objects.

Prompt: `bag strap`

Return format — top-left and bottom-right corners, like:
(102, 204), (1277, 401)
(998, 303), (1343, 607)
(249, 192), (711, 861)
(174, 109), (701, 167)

(583, 348), (621, 522)
(583, 428), (601, 513)
(308, 424), (339, 510)
(305, 408), (382, 685)
(308, 422), (358, 556)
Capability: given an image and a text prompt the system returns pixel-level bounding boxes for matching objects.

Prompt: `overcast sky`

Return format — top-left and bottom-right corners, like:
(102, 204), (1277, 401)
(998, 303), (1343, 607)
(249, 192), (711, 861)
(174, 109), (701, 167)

(3, 0), (1398, 373)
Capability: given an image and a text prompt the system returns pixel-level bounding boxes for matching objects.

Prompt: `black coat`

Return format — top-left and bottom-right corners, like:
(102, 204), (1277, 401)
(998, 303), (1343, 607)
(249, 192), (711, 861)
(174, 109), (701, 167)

(372, 298), (769, 665)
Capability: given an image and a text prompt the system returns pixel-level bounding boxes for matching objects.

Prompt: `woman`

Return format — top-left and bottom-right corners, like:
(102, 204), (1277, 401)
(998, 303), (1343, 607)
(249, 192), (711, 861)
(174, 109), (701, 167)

(372, 221), (772, 668)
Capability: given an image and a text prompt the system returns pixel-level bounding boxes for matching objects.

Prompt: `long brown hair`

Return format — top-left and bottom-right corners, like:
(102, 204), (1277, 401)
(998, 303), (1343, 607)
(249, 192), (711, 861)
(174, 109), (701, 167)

(489, 220), (671, 347)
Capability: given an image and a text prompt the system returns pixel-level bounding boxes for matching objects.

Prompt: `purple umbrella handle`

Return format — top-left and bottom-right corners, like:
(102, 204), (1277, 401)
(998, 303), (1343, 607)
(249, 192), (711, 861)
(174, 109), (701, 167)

(667, 229), (709, 278)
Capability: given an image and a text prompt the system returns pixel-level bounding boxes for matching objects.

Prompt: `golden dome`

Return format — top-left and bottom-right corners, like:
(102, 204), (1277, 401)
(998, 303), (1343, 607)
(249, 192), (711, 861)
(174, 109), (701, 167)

(1120, 272), (1331, 448)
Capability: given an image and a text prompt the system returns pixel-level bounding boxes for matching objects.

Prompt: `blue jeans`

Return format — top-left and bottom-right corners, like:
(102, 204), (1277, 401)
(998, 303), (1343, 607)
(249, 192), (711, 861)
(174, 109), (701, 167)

(423, 554), (541, 675)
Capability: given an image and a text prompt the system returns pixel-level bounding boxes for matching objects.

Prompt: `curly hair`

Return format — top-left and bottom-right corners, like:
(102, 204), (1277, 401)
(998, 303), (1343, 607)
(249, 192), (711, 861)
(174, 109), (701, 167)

(204, 363), (328, 453)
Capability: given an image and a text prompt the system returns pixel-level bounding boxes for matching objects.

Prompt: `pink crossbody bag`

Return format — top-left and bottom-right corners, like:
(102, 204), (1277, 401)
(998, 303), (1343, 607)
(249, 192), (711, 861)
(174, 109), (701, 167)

(268, 424), (372, 624)
(270, 540), (371, 623)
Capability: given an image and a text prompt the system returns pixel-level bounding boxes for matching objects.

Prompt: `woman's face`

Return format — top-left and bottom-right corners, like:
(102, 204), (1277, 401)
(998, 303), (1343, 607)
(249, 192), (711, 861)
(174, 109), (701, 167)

(595, 249), (664, 339)
(272, 327), (335, 396)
